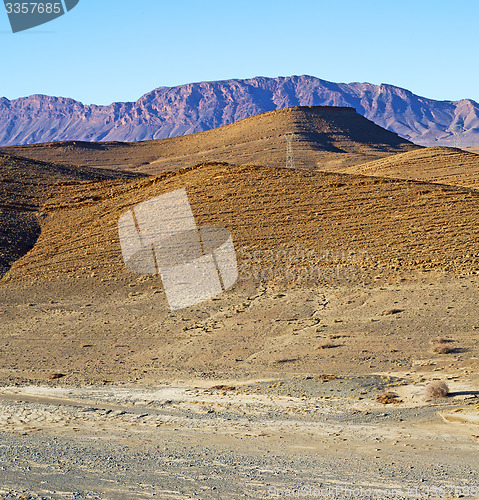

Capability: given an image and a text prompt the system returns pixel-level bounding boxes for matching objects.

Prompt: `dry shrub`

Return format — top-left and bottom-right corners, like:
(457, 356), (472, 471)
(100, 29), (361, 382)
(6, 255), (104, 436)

(431, 336), (454, 354)
(376, 393), (403, 404)
(433, 343), (453, 354)
(425, 380), (449, 398)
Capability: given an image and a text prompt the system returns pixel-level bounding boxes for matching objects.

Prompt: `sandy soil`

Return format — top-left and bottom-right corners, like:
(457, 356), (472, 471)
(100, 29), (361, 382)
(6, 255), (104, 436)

(0, 370), (477, 499)
(0, 275), (478, 498)
(0, 273), (478, 384)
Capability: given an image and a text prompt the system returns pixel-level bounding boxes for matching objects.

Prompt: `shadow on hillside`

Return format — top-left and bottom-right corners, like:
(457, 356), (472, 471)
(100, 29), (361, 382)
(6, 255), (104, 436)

(0, 209), (41, 280)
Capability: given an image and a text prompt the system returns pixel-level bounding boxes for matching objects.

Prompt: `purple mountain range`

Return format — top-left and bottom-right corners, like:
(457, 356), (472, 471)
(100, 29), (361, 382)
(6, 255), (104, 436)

(1, 75), (478, 147)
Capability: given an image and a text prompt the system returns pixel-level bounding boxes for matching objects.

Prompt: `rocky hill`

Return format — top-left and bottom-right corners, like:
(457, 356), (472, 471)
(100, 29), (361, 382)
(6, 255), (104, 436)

(337, 147), (479, 190)
(4, 161), (479, 284)
(0, 152), (143, 278)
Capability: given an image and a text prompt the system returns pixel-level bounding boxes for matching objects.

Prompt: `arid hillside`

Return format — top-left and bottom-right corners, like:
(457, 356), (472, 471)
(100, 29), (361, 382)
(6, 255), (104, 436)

(0, 152), (143, 210)
(3, 161), (478, 284)
(0, 110), (478, 385)
(0, 152), (143, 278)
(336, 147), (479, 189)
(0, 106), (419, 174)
(0, 160), (478, 386)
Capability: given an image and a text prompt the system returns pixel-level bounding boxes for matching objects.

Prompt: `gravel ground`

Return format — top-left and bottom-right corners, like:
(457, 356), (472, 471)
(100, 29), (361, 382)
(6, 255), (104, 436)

(0, 379), (478, 500)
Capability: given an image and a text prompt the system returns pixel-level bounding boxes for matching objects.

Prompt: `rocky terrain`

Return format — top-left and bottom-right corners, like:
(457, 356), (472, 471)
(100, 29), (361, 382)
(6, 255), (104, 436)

(336, 146), (479, 189)
(0, 152), (143, 278)
(3, 160), (479, 285)
(0, 75), (478, 147)
(0, 108), (478, 498)
(0, 368), (478, 499)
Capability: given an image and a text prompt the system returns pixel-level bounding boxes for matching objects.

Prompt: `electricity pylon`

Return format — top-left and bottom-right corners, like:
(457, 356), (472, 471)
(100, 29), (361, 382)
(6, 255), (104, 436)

(284, 132), (295, 168)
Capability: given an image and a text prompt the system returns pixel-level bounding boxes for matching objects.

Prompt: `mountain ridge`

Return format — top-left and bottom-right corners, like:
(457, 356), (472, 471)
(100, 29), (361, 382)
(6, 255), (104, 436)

(1, 75), (478, 147)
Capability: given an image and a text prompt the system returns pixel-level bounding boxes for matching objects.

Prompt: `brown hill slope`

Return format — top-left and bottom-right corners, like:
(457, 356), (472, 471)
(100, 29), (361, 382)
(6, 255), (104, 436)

(3, 162), (478, 284)
(0, 153), (144, 278)
(0, 152), (144, 211)
(0, 106), (419, 174)
(336, 147), (479, 189)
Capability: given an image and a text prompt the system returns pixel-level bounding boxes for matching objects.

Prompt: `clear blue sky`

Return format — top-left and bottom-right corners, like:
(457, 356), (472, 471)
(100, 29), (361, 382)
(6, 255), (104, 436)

(1, 0), (478, 105)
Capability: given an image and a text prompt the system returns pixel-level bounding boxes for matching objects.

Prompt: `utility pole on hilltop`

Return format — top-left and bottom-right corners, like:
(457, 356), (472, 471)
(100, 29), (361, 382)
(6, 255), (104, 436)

(284, 132), (295, 168)
(450, 123), (464, 149)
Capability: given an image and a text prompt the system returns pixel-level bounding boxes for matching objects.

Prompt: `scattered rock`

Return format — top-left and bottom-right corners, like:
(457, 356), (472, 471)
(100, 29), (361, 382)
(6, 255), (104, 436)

(376, 393), (403, 404)
(315, 343), (340, 349)
(380, 309), (404, 316)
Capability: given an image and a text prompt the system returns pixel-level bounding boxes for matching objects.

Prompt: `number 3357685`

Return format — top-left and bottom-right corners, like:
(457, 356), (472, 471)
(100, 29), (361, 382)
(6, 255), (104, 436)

(5, 3), (62, 14)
